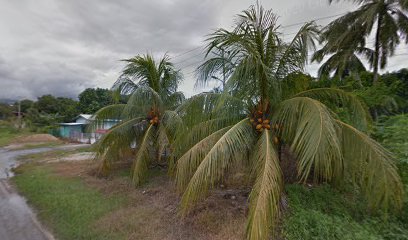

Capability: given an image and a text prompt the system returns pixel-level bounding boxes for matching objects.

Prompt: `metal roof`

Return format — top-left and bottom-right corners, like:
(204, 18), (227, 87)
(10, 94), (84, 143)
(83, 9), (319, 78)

(58, 123), (85, 126)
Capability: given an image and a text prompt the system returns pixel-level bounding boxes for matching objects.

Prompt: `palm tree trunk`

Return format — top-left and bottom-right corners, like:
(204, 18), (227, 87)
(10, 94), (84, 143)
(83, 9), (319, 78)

(373, 14), (382, 84)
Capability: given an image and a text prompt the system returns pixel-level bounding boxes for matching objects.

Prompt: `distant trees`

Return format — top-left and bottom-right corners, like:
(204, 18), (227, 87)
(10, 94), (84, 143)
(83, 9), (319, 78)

(326, 0), (408, 83)
(78, 88), (115, 114)
(3, 88), (115, 130)
(311, 68), (408, 119)
(0, 103), (12, 120)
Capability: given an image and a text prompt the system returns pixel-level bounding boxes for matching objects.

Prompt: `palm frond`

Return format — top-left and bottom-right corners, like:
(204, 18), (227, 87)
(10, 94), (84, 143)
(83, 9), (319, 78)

(275, 97), (342, 182)
(246, 130), (283, 240)
(93, 104), (127, 120)
(176, 127), (231, 191)
(112, 75), (139, 95)
(88, 104), (126, 132)
(121, 53), (183, 97)
(337, 120), (403, 211)
(123, 86), (163, 118)
(156, 122), (169, 164)
(166, 91), (185, 110)
(295, 88), (371, 130)
(122, 54), (161, 92)
(174, 117), (240, 157)
(95, 117), (144, 175)
(180, 118), (256, 212)
(161, 110), (183, 144)
(276, 22), (319, 78)
(132, 124), (157, 186)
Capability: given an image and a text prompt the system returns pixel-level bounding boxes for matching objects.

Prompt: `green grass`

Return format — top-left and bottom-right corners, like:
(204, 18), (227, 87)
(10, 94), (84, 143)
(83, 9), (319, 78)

(282, 114), (408, 240)
(283, 184), (408, 240)
(0, 122), (29, 146)
(13, 164), (127, 240)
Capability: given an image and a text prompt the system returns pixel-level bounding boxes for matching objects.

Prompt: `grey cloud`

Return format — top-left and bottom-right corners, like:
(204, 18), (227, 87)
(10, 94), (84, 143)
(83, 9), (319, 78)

(1, 0), (403, 101)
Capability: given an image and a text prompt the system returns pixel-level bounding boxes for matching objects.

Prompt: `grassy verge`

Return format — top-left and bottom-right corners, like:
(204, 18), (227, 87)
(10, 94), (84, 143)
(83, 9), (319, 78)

(0, 123), (30, 146)
(282, 114), (408, 240)
(11, 115), (408, 239)
(282, 184), (408, 240)
(13, 163), (126, 240)
(12, 160), (245, 240)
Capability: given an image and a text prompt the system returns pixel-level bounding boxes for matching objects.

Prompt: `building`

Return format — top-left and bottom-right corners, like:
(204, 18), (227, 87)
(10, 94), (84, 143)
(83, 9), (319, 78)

(58, 114), (120, 143)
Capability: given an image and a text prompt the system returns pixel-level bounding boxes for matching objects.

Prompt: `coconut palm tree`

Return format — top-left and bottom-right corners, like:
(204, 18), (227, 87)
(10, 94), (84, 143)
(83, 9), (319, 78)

(326, 0), (408, 83)
(312, 45), (374, 80)
(195, 46), (238, 91)
(174, 4), (403, 240)
(313, 14), (375, 80)
(94, 54), (184, 185)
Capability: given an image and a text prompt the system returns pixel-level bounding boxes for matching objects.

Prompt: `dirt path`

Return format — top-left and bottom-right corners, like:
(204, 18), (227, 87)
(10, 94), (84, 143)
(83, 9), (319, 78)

(0, 144), (88, 240)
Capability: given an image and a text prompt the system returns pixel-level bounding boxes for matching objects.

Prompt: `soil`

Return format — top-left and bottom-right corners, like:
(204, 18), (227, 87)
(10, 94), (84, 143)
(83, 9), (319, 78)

(53, 161), (248, 240)
(12, 134), (60, 144)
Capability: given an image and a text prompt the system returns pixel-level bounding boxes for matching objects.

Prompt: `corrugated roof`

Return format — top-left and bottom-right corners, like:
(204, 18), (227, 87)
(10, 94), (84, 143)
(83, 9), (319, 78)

(77, 114), (95, 120)
(58, 123), (85, 126)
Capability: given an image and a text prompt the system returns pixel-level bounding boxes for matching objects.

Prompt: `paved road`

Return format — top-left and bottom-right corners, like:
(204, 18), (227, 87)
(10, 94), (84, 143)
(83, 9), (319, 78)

(0, 144), (88, 240)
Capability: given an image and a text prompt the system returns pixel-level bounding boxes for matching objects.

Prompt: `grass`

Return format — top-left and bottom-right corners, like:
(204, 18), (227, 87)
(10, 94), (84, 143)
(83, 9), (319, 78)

(13, 163), (127, 240)
(12, 160), (245, 240)
(282, 114), (408, 240)
(282, 184), (408, 240)
(10, 115), (408, 239)
(0, 122), (29, 146)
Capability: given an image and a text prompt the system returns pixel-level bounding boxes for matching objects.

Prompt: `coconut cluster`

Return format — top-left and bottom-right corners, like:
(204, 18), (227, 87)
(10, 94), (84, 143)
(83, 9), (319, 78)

(249, 110), (281, 145)
(249, 110), (271, 132)
(147, 109), (160, 126)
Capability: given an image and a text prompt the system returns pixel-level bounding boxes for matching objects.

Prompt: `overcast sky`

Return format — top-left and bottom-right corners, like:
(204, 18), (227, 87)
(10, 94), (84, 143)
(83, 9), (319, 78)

(0, 0), (407, 100)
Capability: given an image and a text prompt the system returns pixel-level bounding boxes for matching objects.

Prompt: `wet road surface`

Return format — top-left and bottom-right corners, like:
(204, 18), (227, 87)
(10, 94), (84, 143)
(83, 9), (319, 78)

(0, 144), (88, 240)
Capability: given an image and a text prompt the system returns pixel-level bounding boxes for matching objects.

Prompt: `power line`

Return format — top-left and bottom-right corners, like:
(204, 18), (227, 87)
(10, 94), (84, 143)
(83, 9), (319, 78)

(281, 12), (347, 29)
(177, 47), (408, 75)
(171, 12), (349, 60)
(169, 11), (408, 73)
(174, 50), (205, 65)
(172, 46), (203, 59)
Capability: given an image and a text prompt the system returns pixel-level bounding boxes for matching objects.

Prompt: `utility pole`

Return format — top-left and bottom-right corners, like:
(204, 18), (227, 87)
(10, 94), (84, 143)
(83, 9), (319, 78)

(222, 48), (226, 91)
(17, 99), (22, 129)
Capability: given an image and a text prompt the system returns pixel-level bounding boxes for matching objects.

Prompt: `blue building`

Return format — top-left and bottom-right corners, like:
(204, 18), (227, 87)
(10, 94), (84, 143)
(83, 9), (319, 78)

(58, 114), (120, 143)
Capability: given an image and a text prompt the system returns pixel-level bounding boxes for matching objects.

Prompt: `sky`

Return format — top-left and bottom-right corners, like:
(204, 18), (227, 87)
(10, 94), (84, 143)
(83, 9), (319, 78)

(0, 0), (407, 100)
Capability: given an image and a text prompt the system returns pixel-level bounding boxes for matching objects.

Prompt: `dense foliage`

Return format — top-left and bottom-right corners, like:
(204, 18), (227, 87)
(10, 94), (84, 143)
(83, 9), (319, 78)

(326, 0), (408, 82)
(170, 5), (403, 240)
(78, 88), (115, 114)
(0, 88), (117, 132)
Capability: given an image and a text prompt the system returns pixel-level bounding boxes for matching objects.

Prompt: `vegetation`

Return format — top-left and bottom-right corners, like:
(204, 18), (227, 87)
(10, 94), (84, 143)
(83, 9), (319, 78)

(13, 163), (126, 240)
(94, 54), (184, 185)
(171, 5), (403, 240)
(0, 87), (118, 133)
(326, 0), (408, 82)
(0, 121), (29, 146)
(5, 1), (408, 240)
(78, 88), (116, 114)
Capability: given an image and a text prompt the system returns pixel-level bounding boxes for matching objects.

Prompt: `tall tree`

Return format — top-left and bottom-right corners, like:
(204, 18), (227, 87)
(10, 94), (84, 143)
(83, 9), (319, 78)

(327, 0), (408, 83)
(312, 44), (374, 80)
(113, 54), (184, 105)
(78, 88), (114, 114)
(174, 4), (403, 240)
(95, 54), (184, 185)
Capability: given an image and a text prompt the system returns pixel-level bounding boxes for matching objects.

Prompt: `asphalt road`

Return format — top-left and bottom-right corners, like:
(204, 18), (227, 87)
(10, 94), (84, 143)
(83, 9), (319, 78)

(0, 144), (87, 240)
